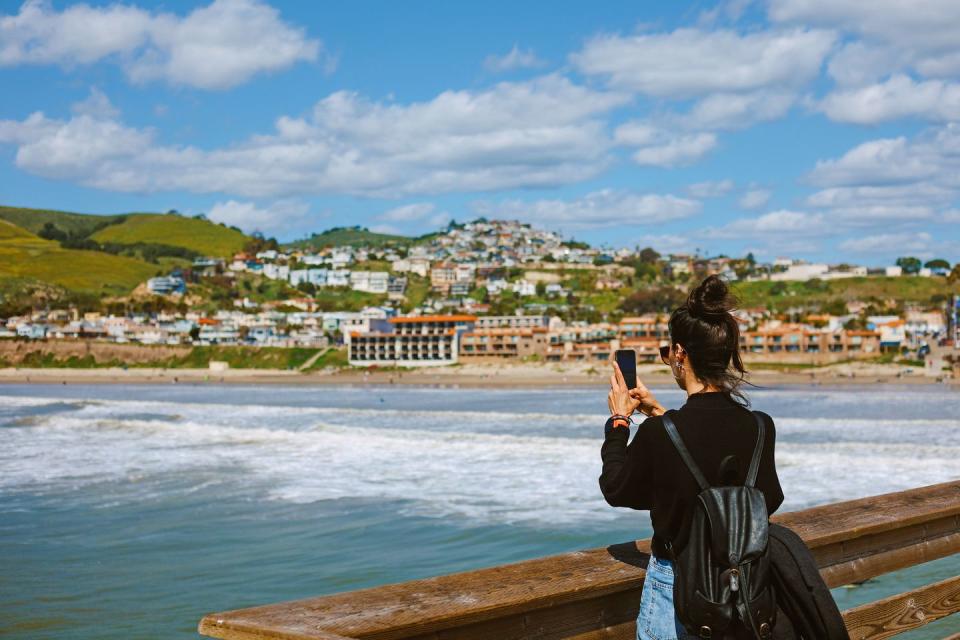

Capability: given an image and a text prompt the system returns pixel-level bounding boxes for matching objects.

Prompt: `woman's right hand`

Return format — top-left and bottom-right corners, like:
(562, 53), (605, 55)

(629, 381), (665, 417)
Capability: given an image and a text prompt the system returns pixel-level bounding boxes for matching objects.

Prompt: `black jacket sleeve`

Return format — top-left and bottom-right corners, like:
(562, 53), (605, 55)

(598, 415), (656, 509)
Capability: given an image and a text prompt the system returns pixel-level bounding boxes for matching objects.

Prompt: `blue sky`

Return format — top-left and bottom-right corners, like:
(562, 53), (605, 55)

(1, 0), (959, 265)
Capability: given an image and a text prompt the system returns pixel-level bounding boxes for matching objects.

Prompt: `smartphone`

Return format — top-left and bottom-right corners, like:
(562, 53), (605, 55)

(614, 349), (637, 390)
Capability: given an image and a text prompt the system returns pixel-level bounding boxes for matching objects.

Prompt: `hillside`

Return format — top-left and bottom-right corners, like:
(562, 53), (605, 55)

(0, 220), (159, 295)
(733, 276), (955, 312)
(0, 205), (126, 237)
(92, 213), (249, 257)
(286, 226), (413, 249)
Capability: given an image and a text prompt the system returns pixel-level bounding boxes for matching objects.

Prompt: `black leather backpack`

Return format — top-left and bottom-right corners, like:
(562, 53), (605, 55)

(661, 411), (776, 640)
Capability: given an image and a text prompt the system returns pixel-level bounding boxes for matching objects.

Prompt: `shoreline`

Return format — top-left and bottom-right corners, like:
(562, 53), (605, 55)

(0, 363), (955, 389)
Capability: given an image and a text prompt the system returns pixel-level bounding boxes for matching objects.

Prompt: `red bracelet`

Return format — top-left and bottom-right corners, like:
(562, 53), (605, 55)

(610, 414), (631, 428)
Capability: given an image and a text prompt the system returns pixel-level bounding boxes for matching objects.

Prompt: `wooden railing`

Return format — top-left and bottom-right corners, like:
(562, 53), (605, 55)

(198, 481), (960, 640)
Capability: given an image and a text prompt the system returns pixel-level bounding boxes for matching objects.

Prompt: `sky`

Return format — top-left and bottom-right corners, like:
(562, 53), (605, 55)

(1, 0), (959, 265)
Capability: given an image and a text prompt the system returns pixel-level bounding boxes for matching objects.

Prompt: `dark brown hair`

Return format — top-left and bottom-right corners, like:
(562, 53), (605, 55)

(668, 275), (748, 403)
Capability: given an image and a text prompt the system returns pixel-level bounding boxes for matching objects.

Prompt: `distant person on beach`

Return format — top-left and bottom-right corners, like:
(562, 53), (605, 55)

(600, 275), (784, 640)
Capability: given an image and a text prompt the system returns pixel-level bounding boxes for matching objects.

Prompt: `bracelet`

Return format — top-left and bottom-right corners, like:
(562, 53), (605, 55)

(609, 414), (633, 426)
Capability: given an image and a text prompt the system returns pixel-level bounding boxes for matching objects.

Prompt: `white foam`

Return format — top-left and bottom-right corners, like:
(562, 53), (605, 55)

(2, 392), (959, 526)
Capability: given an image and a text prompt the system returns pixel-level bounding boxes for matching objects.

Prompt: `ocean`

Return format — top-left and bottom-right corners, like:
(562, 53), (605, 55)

(1, 383), (958, 639)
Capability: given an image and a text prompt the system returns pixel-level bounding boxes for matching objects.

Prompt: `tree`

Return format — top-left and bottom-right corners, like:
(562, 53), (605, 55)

(925, 258), (951, 271)
(639, 247), (661, 264)
(896, 256), (922, 274)
(948, 264), (960, 285)
(746, 252), (756, 266)
(535, 281), (547, 297)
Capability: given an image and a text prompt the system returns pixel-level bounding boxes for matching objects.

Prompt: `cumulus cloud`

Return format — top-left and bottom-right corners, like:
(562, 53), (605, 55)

(484, 45), (545, 72)
(0, 0), (321, 89)
(570, 27), (835, 98)
(377, 202), (450, 229)
(0, 76), (628, 197)
(739, 188), (772, 210)
(839, 232), (936, 255)
(471, 189), (701, 230)
(818, 75), (960, 124)
(687, 179), (735, 198)
(207, 198), (312, 235)
(705, 209), (828, 238)
(769, 0), (960, 57)
(630, 132), (717, 167)
(614, 120), (718, 166)
(804, 124), (960, 225)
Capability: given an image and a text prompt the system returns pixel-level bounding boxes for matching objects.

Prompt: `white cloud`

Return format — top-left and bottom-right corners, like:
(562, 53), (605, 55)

(687, 179), (735, 198)
(635, 233), (695, 254)
(70, 87), (120, 119)
(0, 0), (321, 89)
(945, 210), (960, 223)
(839, 232), (935, 255)
(207, 198), (311, 235)
(630, 132), (717, 167)
(571, 28), (835, 98)
(0, 76), (628, 197)
(681, 90), (796, 130)
(484, 45), (544, 72)
(804, 125), (960, 225)
(739, 188), (772, 210)
(769, 0), (960, 57)
(472, 189), (701, 230)
(705, 209), (827, 238)
(818, 75), (960, 124)
(378, 203), (436, 222)
(611, 120), (720, 168)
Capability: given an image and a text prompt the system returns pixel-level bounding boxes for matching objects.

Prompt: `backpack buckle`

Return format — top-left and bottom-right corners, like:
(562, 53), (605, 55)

(698, 626), (712, 638)
(759, 622), (772, 638)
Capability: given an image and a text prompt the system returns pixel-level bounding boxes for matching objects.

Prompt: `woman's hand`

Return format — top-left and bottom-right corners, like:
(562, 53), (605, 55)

(629, 381), (665, 418)
(608, 361), (640, 417)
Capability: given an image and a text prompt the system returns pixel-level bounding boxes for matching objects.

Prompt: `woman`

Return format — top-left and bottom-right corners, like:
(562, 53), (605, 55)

(600, 275), (784, 640)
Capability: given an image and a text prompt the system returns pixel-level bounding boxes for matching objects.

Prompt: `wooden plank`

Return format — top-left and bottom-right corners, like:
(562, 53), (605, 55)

(198, 480), (960, 640)
(842, 575), (960, 640)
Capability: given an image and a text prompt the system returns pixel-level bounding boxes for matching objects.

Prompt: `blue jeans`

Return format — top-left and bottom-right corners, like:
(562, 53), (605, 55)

(637, 555), (697, 640)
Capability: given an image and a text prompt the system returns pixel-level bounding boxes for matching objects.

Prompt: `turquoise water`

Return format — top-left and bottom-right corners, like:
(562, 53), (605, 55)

(0, 383), (958, 638)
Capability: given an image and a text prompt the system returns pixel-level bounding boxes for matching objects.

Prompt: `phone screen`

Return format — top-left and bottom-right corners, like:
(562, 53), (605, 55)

(615, 349), (637, 390)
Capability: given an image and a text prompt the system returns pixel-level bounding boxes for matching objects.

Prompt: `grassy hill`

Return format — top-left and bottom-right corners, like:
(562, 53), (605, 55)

(0, 206), (250, 257)
(286, 226), (413, 249)
(733, 276), (956, 312)
(0, 205), (127, 237)
(0, 220), (159, 295)
(92, 213), (248, 257)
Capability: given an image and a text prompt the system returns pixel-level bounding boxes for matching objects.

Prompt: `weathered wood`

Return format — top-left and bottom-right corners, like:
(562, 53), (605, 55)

(199, 480), (960, 640)
(842, 575), (960, 640)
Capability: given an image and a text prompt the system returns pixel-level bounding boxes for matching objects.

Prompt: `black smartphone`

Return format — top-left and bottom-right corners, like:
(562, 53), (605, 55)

(614, 349), (637, 390)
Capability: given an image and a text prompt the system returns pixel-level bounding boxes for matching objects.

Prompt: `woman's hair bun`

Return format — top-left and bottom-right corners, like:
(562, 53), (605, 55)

(687, 274), (735, 320)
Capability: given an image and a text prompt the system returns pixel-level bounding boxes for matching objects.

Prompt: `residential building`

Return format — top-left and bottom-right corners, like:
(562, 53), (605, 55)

(475, 315), (549, 330)
(350, 271), (389, 294)
(348, 315), (476, 367)
(147, 275), (186, 295)
(460, 328), (548, 359)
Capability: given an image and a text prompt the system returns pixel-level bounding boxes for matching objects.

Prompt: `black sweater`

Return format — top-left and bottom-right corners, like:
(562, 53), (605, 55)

(599, 391), (784, 559)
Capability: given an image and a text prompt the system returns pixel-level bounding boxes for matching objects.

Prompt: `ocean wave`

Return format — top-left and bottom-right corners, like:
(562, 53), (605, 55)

(2, 407), (958, 527)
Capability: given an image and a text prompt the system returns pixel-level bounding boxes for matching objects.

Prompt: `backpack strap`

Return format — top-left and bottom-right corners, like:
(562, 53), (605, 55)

(661, 412), (710, 491)
(745, 411), (767, 488)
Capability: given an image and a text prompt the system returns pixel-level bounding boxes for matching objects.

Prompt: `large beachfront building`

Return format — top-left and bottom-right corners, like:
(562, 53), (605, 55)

(348, 315), (476, 367)
(460, 327), (548, 359)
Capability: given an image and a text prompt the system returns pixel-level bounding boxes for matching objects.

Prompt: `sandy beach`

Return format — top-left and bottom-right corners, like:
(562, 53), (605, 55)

(0, 360), (954, 388)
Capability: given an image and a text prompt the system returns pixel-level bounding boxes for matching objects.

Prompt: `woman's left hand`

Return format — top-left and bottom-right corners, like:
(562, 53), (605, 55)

(608, 361), (640, 417)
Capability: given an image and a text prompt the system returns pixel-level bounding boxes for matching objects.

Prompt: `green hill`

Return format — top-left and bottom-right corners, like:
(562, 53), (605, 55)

(0, 206), (250, 257)
(0, 220), (159, 295)
(92, 213), (248, 257)
(0, 205), (127, 237)
(286, 226), (413, 249)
